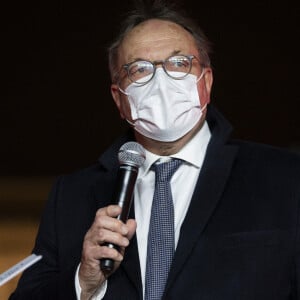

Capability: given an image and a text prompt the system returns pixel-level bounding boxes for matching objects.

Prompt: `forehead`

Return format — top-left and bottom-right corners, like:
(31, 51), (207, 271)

(119, 19), (198, 64)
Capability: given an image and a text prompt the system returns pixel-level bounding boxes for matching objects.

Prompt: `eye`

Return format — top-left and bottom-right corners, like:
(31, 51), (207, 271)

(166, 56), (190, 71)
(128, 61), (153, 78)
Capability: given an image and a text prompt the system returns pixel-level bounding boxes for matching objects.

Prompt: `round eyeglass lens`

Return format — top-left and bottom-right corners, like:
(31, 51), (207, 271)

(164, 55), (192, 78)
(128, 61), (154, 84)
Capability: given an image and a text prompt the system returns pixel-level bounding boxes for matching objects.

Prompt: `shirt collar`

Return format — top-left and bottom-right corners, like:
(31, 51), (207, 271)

(138, 121), (211, 178)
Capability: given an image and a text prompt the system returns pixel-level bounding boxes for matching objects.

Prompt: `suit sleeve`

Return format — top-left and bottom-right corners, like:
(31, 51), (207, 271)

(9, 176), (78, 300)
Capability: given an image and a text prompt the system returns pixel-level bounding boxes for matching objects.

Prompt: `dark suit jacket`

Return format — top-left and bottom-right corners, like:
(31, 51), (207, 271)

(10, 106), (300, 299)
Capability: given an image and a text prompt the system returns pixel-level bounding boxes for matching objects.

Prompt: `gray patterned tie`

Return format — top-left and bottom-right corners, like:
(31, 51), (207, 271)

(145, 159), (182, 300)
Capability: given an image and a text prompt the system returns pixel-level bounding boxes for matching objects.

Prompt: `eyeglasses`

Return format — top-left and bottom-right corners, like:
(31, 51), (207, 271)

(118, 54), (203, 87)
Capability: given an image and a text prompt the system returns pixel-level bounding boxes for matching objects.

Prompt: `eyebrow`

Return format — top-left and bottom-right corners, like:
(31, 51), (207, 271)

(172, 50), (182, 56)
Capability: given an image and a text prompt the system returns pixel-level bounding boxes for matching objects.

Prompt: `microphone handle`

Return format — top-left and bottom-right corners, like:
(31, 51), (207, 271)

(100, 165), (138, 272)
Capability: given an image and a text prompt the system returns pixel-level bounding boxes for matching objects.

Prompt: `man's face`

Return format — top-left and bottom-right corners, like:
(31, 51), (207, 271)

(111, 19), (213, 127)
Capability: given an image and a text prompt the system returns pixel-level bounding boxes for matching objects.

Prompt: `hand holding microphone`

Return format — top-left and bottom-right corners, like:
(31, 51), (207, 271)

(79, 142), (145, 297)
(100, 141), (146, 272)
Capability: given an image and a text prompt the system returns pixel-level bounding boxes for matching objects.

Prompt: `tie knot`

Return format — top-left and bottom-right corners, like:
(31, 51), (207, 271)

(152, 159), (182, 182)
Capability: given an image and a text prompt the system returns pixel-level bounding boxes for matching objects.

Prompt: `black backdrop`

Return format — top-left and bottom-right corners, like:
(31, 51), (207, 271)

(2, 0), (300, 176)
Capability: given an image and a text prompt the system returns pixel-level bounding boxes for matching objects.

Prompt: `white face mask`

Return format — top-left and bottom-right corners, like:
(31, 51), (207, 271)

(124, 68), (207, 142)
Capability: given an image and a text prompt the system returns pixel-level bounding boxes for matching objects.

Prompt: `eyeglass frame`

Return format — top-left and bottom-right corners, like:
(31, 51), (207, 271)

(116, 54), (205, 89)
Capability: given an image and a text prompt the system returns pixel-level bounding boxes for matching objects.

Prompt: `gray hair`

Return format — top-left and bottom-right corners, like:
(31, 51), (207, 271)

(108, 1), (212, 82)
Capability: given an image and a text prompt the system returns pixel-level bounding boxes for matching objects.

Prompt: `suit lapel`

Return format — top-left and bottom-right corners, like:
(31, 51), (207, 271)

(119, 201), (143, 297)
(122, 235), (143, 298)
(165, 142), (238, 292)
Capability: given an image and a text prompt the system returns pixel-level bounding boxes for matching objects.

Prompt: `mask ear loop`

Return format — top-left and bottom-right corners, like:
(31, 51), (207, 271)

(119, 84), (135, 127)
(196, 68), (205, 83)
(196, 69), (208, 112)
(200, 102), (207, 112)
(118, 84), (130, 96)
(126, 119), (135, 127)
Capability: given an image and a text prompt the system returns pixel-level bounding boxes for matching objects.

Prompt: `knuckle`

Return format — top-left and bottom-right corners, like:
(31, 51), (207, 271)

(95, 210), (104, 219)
(98, 229), (106, 242)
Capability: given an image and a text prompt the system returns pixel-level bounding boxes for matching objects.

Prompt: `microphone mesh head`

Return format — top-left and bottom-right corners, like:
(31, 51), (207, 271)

(118, 142), (146, 168)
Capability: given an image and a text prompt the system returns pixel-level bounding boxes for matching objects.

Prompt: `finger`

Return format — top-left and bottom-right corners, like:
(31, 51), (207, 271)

(91, 214), (128, 236)
(96, 205), (122, 218)
(82, 240), (124, 263)
(95, 228), (130, 247)
(126, 219), (137, 240)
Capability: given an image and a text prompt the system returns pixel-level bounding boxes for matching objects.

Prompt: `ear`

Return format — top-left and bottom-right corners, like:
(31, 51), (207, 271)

(111, 83), (125, 119)
(203, 68), (213, 103)
(199, 67), (213, 106)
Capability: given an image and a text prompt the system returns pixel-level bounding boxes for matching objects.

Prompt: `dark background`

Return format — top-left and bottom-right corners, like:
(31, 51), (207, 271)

(2, 0), (300, 177)
(1, 3), (299, 297)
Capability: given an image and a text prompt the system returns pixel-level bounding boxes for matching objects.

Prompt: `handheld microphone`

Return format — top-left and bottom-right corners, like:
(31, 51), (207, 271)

(100, 141), (146, 272)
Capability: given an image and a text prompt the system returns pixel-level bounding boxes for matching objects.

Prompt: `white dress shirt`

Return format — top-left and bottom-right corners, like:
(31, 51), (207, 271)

(75, 121), (211, 299)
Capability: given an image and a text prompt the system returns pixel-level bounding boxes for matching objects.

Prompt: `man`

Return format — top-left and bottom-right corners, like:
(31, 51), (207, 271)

(10, 2), (300, 300)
